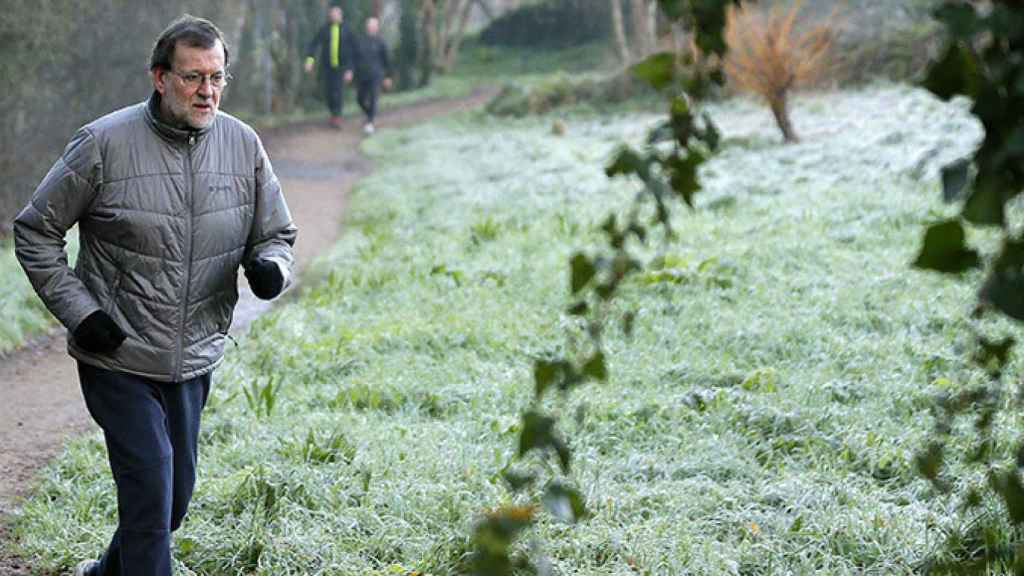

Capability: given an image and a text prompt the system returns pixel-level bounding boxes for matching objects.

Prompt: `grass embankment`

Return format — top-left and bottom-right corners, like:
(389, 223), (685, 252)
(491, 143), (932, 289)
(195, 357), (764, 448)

(13, 86), (998, 574)
(0, 235), (77, 354)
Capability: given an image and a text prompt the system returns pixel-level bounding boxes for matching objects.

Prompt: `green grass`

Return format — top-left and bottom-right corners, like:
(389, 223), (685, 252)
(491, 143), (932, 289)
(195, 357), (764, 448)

(11, 86), (1008, 574)
(0, 233), (78, 354)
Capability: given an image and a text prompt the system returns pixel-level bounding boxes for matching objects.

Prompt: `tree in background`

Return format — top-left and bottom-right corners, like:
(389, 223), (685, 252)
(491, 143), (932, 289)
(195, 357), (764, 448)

(418, 0), (479, 76)
(397, 0), (419, 89)
(724, 0), (836, 142)
(418, 0), (436, 86)
(609, 0), (631, 64)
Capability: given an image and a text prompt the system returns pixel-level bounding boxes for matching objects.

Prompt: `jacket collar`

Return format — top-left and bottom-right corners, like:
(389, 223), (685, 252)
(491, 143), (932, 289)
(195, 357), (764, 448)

(144, 91), (213, 145)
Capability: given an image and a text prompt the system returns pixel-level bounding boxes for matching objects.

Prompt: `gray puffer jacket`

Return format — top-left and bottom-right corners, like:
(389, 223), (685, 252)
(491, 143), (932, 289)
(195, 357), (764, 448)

(14, 93), (297, 382)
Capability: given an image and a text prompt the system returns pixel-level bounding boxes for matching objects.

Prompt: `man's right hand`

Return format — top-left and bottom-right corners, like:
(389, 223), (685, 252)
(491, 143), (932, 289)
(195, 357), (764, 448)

(73, 311), (127, 354)
(304, 60), (315, 74)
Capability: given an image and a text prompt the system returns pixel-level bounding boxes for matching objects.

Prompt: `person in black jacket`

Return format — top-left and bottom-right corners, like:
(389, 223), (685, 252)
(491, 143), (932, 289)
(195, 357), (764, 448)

(354, 17), (393, 135)
(304, 5), (358, 129)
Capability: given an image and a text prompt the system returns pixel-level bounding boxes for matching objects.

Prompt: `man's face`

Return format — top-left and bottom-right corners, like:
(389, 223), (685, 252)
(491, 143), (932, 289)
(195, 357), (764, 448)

(329, 7), (343, 23)
(153, 40), (226, 130)
(365, 18), (379, 36)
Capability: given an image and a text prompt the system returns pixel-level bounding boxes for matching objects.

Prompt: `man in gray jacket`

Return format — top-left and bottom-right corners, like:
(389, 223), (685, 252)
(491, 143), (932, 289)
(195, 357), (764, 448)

(13, 15), (297, 576)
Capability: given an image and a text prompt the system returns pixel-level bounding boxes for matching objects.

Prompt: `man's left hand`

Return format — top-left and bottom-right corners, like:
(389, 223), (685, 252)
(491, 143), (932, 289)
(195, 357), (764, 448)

(344, 70), (354, 84)
(382, 78), (393, 91)
(245, 259), (285, 300)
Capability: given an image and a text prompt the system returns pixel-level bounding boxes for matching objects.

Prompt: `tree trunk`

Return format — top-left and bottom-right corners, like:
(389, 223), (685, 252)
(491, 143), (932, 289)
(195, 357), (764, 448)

(255, 0), (273, 115)
(474, 0), (495, 21)
(397, 0), (418, 89)
(610, 0), (630, 65)
(441, 0), (474, 72)
(647, 0), (659, 51)
(769, 92), (799, 143)
(630, 0), (653, 58)
(418, 0), (436, 87)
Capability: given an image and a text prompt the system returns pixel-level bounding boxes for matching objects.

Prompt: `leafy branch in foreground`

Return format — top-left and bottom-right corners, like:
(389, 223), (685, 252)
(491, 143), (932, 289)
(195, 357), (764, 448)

(466, 1), (739, 573)
(911, 1), (1024, 572)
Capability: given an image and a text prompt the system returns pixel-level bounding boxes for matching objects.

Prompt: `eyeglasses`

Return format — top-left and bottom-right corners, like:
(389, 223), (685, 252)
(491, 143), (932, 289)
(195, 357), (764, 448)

(168, 69), (230, 90)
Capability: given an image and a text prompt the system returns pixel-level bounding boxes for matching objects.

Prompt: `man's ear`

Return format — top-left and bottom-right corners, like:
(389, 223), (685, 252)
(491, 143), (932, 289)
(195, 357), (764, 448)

(152, 68), (168, 96)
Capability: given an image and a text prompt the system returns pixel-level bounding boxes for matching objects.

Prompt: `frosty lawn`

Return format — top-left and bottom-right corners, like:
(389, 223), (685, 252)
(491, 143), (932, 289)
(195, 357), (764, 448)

(11, 85), (1000, 574)
(0, 235), (77, 354)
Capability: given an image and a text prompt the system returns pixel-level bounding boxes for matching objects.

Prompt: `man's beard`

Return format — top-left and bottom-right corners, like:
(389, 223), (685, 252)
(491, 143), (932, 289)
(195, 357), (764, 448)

(163, 92), (216, 130)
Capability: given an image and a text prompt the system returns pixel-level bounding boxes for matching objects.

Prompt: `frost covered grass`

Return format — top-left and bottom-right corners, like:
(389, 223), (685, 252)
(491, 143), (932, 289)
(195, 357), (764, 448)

(11, 84), (1003, 574)
(0, 234), (77, 354)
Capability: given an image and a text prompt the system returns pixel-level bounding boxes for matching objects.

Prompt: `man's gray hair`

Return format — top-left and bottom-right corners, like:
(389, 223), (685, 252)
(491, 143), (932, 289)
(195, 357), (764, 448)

(150, 14), (230, 71)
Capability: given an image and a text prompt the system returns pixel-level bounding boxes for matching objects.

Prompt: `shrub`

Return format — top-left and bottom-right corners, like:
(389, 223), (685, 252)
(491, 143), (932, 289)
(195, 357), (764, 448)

(836, 21), (942, 85)
(485, 72), (653, 118)
(480, 0), (609, 49)
(724, 0), (837, 143)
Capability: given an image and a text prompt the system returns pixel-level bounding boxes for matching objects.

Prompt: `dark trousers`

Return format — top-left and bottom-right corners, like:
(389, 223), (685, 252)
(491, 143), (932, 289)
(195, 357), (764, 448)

(324, 69), (346, 117)
(356, 77), (381, 123)
(78, 362), (211, 576)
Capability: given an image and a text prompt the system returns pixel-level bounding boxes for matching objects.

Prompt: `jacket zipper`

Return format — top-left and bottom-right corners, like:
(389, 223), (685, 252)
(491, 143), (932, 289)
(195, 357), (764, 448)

(105, 269), (124, 315)
(175, 134), (197, 381)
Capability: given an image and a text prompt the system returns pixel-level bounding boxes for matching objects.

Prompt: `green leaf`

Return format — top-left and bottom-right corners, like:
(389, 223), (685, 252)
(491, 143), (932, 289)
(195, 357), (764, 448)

(631, 52), (677, 91)
(647, 120), (674, 145)
(581, 352), (608, 382)
(979, 241), (1024, 320)
(534, 360), (567, 398)
(570, 253), (596, 294)
(663, 151), (706, 206)
(472, 505), (535, 552)
(962, 174), (1008, 226)
(606, 146), (647, 178)
(789, 514), (804, 533)
(699, 112), (721, 151)
(622, 311), (636, 338)
(923, 42), (981, 101)
(991, 469), (1024, 525)
(941, 158), (972, 203)
(934, 3), (982, 39)
(502, 469), (536, 493)
(912, 219), (980, 274)
(657, 0), (686, 20)
(691, 1), (731, 56)
(670, 96), (694, 146)
(519, 411), (571, 473)
(567, 301), (588, 316)
(972, 335), (1015, 374)
(541, 482), (588, 523)
(915, 442), (945, 483)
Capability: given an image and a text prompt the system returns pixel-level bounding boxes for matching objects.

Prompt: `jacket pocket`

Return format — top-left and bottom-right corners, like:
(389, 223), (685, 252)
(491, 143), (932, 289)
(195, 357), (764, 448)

(91, 209), (117, 223)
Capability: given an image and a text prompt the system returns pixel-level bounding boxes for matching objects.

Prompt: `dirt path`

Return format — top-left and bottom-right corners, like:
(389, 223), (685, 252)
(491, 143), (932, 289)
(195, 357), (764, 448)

(0, 87), (496, 574)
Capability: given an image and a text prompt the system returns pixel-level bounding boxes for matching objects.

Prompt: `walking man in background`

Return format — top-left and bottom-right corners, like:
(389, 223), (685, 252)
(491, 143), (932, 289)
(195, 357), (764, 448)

(304, 4), (358, 129)
(14, 14), (296, 576)
(355, 16), (393, 135)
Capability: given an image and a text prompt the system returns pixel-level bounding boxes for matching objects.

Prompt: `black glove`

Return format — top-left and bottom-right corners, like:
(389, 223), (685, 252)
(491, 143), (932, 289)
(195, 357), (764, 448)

(73, 311), (127, 354)
(246, 258), (285, 300)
